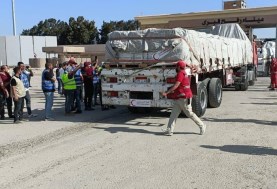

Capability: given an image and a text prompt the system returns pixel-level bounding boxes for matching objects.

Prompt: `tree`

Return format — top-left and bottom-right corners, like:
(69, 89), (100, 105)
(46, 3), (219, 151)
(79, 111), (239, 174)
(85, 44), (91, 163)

(67, 16), (98, 45)
(98, 20), (140, 44)
(21, 18), (140, 45)
(21, 18), (70, 45)
(21, 17), (98, 45)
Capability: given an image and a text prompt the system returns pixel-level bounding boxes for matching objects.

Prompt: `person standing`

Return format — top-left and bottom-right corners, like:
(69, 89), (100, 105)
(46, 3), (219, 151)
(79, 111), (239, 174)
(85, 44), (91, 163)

(25, 65), (34, 87)
(18, 62), (37, 118)
(0, 75), (8, 120)
(161, 60), (206, 136)
(82, 62), (94, 111)
(92, 63), (101, 106)
(0, 65), (13, 118)
(270, 57), (277, 90)
(42, 62), (56, 121)
(56, 63), (63, 95)
(61, 65), (80, 114)
(73, 61), (83, 114)
(10, 67), (26, 123)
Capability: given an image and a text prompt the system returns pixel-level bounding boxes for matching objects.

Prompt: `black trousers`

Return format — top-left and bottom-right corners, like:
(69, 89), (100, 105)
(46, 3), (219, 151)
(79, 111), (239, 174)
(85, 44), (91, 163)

(6, 96), (13, 117)
(14, 97), (24, 122)
(0, 92), (5, 118)
(84, 82), (93, 108)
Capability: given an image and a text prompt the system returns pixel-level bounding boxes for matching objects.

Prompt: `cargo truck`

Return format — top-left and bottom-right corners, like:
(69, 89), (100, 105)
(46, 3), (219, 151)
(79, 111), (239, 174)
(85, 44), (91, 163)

(101, 24), (257, 117)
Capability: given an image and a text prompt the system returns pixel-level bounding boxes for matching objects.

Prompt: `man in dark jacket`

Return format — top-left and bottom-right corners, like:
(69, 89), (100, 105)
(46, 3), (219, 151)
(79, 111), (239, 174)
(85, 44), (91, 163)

(0, 65), (13, 119)
(42, 62), (56, 121)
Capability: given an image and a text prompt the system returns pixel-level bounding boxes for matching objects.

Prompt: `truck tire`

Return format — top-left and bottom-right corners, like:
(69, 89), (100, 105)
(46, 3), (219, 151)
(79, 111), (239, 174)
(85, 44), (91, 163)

(240, 78), (249, 91)
(235, 84), (241, 91)
(208, 78), (222, 108)
(192, 82), (208, 117)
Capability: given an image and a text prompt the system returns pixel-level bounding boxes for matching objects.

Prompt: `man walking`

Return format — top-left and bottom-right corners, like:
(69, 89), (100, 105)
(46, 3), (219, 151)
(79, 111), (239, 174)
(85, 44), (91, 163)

(10, 67), (26, 123)
(18, 62), (37, 118)
(161, 60), (206, 136)
(42, 62), (56, 121)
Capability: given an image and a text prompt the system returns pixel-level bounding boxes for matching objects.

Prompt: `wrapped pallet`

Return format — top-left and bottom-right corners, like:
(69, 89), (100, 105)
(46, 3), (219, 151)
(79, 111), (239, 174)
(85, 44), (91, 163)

(105, 24), (253, 72)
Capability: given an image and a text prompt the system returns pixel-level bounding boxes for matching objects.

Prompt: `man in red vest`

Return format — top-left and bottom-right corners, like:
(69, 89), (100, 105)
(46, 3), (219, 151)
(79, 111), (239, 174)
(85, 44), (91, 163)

(270, 58), (277, 90)
(162, 60), (206, 136)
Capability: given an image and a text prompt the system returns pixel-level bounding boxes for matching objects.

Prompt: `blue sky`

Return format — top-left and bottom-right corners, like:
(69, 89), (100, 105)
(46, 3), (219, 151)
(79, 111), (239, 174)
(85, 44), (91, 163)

(0, 0), (276, 38)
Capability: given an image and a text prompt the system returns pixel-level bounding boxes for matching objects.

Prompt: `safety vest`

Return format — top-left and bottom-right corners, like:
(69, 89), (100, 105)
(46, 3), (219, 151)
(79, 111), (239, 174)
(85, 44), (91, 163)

(74, 69), (82, 87)
(93, 70), (99, 84)
(41, 69), (55, 92)
(61, 72), (76, 90)
(11, 76), (26, 98)
(172, 71), (192, 99)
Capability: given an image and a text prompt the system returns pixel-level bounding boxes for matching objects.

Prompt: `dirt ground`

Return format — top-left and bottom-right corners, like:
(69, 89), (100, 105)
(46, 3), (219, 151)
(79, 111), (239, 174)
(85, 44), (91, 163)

(0, 72), (276, 189)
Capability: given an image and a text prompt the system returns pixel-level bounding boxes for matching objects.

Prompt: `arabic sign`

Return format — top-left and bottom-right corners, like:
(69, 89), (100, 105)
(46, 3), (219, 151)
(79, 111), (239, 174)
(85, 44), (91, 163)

(202, 17), (264, 26)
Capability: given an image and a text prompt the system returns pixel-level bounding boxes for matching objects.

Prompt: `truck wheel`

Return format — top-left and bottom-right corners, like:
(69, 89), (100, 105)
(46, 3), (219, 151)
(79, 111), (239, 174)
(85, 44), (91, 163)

(192, 82), (208, 117)
(235, 84), (241, 91)
(240, 79), (249, 91)
(208, 78), (222, 108)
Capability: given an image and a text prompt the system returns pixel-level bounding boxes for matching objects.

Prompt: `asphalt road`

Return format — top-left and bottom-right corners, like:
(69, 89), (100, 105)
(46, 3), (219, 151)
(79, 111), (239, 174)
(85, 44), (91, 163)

(0, 74), (276, 189)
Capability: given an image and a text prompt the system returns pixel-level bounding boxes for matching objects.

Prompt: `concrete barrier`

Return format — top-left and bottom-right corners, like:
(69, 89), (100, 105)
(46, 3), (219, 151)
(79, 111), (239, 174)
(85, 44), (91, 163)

(29, 58), (46, 68)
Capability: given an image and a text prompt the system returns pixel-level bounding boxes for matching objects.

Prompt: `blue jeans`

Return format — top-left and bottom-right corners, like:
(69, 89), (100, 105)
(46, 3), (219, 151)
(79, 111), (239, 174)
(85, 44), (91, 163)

(21, 90), (32, 115)
(64, 90), (75, 113)
(44, 92), (54, 119)
(57, 78), (63, 94)
(74, 86), (82, 111)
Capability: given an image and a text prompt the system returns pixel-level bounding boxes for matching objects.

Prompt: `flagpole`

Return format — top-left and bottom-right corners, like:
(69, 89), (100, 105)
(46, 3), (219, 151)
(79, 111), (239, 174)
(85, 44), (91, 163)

(11, 0), (17, 36)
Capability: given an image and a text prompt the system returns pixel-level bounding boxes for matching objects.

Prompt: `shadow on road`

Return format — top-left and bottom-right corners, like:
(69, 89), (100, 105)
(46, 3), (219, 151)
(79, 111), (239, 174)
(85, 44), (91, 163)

(203, 117), (277, 126)
(93, 126), (198, 136)
(241, 102), (277, 105)
(201, 145), (277, 156)
(250, 97), (277, 100)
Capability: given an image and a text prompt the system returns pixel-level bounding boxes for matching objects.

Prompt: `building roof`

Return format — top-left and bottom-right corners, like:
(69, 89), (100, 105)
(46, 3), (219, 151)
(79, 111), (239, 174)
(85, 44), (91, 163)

(135, 6), (277, 29)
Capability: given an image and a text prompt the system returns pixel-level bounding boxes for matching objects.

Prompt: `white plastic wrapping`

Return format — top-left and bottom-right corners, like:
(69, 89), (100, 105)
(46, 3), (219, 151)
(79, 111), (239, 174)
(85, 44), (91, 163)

(105, 24), (253, 71)
(261, 41), (276, 58)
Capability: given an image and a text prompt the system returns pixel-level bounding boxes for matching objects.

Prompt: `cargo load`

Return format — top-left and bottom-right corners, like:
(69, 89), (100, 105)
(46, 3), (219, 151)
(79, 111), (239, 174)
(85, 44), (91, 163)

(102, 24), (257, 117)
(105, 24), (253, 72)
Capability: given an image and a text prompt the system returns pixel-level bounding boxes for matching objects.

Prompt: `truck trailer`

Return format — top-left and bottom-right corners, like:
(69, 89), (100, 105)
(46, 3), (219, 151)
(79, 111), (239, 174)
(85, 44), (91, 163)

(101, 24), (257, 117)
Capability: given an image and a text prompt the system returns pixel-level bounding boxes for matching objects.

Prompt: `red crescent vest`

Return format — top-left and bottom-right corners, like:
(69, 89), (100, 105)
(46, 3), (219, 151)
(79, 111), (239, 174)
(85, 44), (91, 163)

(168, 71), (193, 99)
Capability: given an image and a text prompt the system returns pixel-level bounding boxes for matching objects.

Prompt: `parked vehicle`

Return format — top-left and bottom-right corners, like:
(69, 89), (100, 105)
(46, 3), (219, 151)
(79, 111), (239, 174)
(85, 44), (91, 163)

(101, 24), (257, 117)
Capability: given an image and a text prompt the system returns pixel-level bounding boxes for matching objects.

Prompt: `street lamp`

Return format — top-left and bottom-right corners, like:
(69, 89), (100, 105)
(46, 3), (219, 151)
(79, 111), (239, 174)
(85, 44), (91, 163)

(11, 0), (16, 36)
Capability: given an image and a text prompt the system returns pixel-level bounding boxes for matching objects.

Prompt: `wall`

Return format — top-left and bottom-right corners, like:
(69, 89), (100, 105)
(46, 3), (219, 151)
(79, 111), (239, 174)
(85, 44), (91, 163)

(0, 36), (57, 66)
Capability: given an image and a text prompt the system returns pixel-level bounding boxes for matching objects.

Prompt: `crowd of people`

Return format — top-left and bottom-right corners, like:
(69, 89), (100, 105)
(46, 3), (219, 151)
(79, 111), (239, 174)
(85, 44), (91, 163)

(0, 62), (37, 123)
(0, 57), (115, 123)
(42, 57), (115, 121)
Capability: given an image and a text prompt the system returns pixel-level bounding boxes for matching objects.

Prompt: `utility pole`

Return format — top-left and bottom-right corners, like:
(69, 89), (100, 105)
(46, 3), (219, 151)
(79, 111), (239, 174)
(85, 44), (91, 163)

(11, 0), (17, 36)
